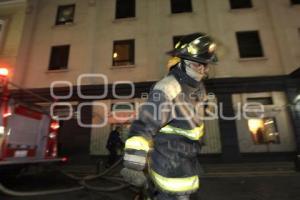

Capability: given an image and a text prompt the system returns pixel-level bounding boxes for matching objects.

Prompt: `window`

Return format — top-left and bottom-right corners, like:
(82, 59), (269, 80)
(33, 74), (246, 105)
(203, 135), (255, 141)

(50, 103), (77, 119)
(49, 45), (70, 70)
(110, 103), (135, 127)
(247, 97), (273, 105)
(291, 0), (300, 5)
(113, 40), (134, 66)
(55, 4), (75, 25)
(229, 0), (252, 9)
(111, 102), (135, 111)
(173, 35), (185, 47)
(236, 31), (264, 58)
(248, 118), (280, 145)
(115, 0), (135, 19)
(171, 0), (192, 14)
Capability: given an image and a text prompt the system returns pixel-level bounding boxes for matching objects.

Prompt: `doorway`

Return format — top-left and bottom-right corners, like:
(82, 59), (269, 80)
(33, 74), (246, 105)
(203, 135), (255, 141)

(57, 105), (92, 160)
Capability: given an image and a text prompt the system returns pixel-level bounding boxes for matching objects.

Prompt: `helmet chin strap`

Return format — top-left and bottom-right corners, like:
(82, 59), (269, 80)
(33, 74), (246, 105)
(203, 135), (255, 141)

(178, 60), (186, 73)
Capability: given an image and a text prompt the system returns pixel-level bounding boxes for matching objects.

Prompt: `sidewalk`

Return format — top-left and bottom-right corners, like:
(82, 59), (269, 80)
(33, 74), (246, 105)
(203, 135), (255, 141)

(61, 161), (299, 177)
(2, 161), (299, 200)
(201, 161), (298, 177)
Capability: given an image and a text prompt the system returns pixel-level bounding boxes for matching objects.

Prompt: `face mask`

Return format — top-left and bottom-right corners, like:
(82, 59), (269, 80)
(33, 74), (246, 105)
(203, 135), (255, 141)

(184, 60), (204, 81)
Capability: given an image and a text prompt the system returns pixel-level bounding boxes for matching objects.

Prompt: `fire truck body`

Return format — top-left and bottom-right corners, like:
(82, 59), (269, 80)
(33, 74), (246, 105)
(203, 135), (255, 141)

(0, 68), (63, 167)
(0, 102), (61, 166)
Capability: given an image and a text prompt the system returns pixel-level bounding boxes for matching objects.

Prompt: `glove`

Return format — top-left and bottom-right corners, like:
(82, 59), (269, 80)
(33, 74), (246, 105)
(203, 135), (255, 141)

(121, 136), (151, 187)
(120, 168), (147, 187)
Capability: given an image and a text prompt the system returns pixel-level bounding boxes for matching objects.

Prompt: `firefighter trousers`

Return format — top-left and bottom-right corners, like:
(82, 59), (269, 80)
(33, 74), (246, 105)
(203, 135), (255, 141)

(149, 136), (201, 199)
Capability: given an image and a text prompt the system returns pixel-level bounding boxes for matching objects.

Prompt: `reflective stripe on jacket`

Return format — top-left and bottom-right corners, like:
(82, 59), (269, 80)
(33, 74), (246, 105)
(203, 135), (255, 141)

(125, 136), (151, 152)
(159, 124), (204, 141)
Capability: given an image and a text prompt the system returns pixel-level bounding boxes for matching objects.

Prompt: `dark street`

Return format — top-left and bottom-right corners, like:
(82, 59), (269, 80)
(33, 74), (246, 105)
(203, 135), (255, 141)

(1, 164), (300, 200)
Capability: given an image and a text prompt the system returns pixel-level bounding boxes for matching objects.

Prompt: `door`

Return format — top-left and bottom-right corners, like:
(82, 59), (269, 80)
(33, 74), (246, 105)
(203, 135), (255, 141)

(57, 105), (92, 158)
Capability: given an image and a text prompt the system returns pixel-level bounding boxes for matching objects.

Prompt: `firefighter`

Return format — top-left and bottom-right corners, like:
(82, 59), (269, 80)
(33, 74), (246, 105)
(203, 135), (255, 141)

(106, 126), (124, 167)
(121, 33), (218, 200)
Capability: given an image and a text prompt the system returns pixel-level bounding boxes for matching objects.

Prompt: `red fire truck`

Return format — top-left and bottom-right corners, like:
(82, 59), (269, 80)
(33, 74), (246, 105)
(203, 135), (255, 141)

(0, 68), (65, 169)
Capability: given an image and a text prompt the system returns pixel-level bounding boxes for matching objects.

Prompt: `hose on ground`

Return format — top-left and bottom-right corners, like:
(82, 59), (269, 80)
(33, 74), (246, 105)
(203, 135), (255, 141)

(0, 158), (132, 197)
(0, 184), (84, 197)
(58, 158), (123, 181)
(80, 180), (130, 192)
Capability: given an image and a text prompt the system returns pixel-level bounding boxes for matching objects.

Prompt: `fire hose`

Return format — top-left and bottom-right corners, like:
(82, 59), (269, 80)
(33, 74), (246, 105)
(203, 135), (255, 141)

(0, 158), (133, 197)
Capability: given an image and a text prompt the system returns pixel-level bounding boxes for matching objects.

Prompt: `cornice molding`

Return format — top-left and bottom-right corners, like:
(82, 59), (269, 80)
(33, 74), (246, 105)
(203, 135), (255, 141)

(0, 0), (26, 6)
(8, 75), (295, 103)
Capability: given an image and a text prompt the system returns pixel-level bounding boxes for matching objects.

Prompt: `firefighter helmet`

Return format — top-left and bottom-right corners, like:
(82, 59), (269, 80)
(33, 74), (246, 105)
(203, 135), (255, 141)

(167, 33), (218, 65)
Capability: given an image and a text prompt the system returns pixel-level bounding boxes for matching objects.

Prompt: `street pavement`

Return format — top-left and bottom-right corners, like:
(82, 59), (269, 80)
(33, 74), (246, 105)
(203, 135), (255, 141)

(0, 162), (300, 200)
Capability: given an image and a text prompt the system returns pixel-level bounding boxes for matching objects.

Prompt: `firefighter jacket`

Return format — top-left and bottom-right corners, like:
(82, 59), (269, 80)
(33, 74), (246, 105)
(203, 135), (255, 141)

(124, 65), (207, 194)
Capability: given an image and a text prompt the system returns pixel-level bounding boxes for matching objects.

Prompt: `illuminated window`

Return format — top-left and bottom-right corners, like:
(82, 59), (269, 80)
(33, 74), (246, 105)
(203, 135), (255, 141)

(115, 0), (135, 19)
(248, 118), (280, 145)
(112, 40), (134, 66)
(49, 45), (70, 70)
(171, 0), (192, 14)
(229, 0), (252, 9)
(111, 103), (134, 111)
(236, 31), (264, 58)
(55, 4), (75, 25)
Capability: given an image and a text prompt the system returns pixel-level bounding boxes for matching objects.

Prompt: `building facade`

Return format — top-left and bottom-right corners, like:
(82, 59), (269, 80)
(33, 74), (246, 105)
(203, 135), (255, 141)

(0, 0), (27, 81)
(1, 0), (300, 162)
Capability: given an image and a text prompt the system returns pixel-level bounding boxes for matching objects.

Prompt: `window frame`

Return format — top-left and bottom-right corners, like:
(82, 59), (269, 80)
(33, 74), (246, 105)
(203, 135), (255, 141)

(112, 39), (135, 67)
(247, 97), (273, 105)
(55, 4), (76, 25)
(170, 0), (193, 14)
(247, 117), (281, 145)
(48, 45), (70, 71)
(229, 0), (252, 9)
(115, 0), (136, 19)
(235, 31), (264, 59)
(245, 95), (281, 145)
